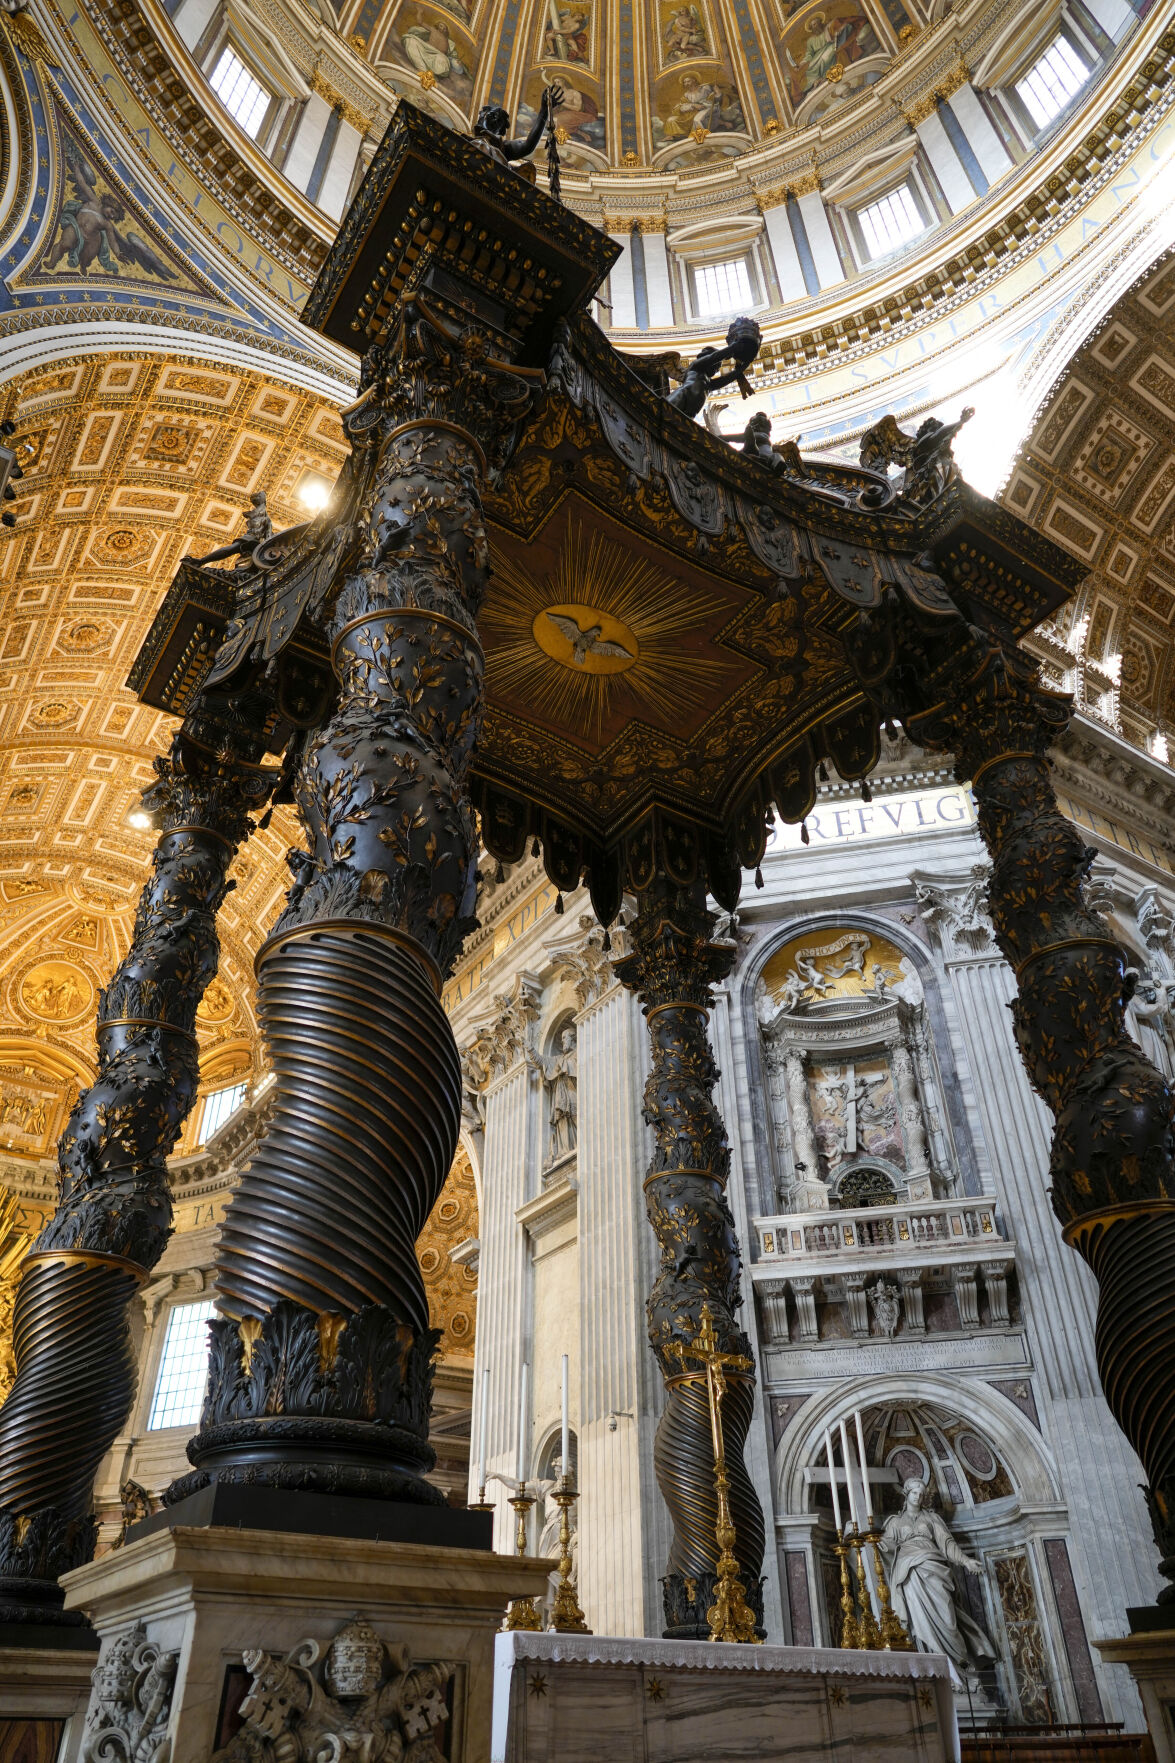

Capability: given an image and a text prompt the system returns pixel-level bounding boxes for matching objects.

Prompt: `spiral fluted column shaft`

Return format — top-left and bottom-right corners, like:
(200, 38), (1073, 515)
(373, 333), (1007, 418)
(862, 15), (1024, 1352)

(0, 743), (266, 1622)
(615, 878), (766, 1638)
(217, 927), (460, 1325)
(901, 630), (1175, 1605)
(178, 310), (533, 1506)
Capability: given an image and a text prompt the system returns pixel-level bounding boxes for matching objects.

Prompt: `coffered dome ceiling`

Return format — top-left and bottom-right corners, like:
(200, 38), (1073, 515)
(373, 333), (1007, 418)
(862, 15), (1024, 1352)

(336, 0), (922, 173)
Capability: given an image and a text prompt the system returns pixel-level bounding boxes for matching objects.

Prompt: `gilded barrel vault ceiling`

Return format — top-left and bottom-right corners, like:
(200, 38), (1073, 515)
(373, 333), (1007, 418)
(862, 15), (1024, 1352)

(0, 352), (349, 1162)
(1010, 246), (1175, 751)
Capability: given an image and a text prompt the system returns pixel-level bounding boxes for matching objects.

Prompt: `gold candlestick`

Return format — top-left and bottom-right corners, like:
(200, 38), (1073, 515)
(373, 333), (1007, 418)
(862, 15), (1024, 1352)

(833, 1530), (861, 1649)
(468, 1481), (495, 1513)
(548, 1475), (590, 1634)
(502, 1488), (543, 1632)
(669, 1303), (762, 1645)
(849, 1524), (881, 1649)
(866, 1524), (913, 1650)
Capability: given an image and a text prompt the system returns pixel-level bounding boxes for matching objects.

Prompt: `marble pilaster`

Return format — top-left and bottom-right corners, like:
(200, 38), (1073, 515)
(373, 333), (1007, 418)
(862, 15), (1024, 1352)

(574, 978), (665, 1637)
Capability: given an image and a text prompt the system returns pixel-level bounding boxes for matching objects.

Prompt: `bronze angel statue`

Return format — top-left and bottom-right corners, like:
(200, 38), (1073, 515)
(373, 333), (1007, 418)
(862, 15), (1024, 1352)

(42, 137), (177, 281)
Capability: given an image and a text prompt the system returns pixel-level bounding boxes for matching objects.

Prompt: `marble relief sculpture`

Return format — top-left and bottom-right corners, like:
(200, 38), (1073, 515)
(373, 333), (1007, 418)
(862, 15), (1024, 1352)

(81, 1621), (178, 1763)
(212, 1619), (453, 1763)
(880, 1479), (997, 1679)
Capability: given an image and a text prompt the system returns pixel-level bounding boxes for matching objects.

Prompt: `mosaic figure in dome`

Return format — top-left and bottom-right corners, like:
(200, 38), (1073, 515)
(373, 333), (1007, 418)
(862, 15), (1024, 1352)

(661, 0), (710, 62)
(41, 135), (181, 286)
(519, 77), (605, 152)
(541, 0), (593, 64)
(387, 3), (476, 105)
(880, 1478), (998, 1678)
(653, 70), (744, 144)
(780, 5), (881, 105)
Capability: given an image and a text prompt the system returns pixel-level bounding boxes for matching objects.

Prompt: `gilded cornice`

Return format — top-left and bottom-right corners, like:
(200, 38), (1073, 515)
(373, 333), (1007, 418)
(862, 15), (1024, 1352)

(898, 58), (971, 130)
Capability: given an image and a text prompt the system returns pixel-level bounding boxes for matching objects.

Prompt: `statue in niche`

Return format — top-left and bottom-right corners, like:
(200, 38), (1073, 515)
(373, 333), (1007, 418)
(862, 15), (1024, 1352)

(869, 1278), (900, 1336)
(1125, 967), (1175, 1057)
(879, 1478), (998, 1679)
(543, 1026), (577, 1164)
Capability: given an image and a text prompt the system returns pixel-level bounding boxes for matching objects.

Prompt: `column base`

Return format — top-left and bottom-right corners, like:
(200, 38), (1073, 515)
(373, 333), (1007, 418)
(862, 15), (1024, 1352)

(1096, 1627), (1175, 1763)
(60, 1517), (553, 1763)
(134, 1479), (491, 1550)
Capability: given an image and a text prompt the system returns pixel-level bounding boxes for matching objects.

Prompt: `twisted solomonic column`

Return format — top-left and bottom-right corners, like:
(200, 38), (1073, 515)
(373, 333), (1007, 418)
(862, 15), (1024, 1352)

(905, 633), (1175, 1608)
(172, 308), (539, 1508)
(614, 879), (766, 1638)
(0, 738), (269, 1624)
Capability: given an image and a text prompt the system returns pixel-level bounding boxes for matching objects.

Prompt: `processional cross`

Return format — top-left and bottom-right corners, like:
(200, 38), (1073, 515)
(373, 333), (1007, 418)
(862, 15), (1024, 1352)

(669, 1305), (761, 1645)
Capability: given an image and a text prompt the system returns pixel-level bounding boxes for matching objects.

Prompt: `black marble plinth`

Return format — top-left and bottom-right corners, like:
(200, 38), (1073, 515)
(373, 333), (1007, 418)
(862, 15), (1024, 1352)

(128, 1481), (493, 1551)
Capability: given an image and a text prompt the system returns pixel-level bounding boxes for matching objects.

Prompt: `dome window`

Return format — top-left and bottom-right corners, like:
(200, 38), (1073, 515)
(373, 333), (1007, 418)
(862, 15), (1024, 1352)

(209, 47), (273, 139)
(857, 184), (926, 261)
(693, 256), (755, 321)
(1015, 35), (1090, 131)
(199, 1079), (247, 1144)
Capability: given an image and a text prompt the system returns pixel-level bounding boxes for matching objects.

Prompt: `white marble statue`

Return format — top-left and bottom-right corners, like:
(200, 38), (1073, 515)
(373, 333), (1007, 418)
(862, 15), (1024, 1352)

(880, 1478), (997, 1677)
(543, 1027), (577, 1162)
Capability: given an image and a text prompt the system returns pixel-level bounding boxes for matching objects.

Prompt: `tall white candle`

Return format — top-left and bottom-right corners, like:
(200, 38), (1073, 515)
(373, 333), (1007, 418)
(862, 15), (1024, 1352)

(824, 1428), (842, 1534)
(516, 1361), (529, 1484)
(853, 1408), (872, 1525)
(561, 1354), (570, 1479)
(477, 1367), (490, 1494)
(838, 1419), (861, 1532)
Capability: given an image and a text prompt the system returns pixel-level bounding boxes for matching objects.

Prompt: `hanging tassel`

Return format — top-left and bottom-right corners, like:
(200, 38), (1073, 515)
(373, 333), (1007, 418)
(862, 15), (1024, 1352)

(755, 865), (764, 889)
(532, 837), (541, 859)
(800, 820), (810, 846)
(884, 718), (898, 741)
(602, 929), (612, 952)
(494, 861), (506, 884)
(258, 806), (273, 830)
(555, 893), (564, 915)
(817, 761), (828, 783)
(861, 778), (872, 803)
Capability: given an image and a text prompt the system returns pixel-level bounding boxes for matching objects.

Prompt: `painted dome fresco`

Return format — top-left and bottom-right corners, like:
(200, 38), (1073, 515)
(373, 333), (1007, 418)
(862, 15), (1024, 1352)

(332, 0), (917, 174)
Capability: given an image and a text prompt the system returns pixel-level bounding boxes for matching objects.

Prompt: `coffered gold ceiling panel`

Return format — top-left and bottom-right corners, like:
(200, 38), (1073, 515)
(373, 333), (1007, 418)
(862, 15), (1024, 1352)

(0, 350), (349, 1163)
(1006, 248), (1175, 752)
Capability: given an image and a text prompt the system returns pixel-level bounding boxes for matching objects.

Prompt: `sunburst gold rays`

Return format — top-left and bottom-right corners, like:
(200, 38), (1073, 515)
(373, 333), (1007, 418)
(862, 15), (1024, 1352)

(482, 521), (752, 751)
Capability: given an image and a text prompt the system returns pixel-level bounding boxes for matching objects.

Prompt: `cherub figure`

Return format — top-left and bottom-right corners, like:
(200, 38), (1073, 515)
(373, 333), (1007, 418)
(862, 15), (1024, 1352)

(739, 411), (804, 476)
(667, 316), (762, 419)
(42, 137), (177, 281)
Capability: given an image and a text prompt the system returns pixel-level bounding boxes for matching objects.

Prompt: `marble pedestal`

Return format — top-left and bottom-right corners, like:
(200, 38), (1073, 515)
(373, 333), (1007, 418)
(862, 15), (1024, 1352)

(0, 1642), (97, 1756)
(1097, 1627), (1175, 1762)
(60, 1524), (553, 1763)
(492, 1632), (959, 1763)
